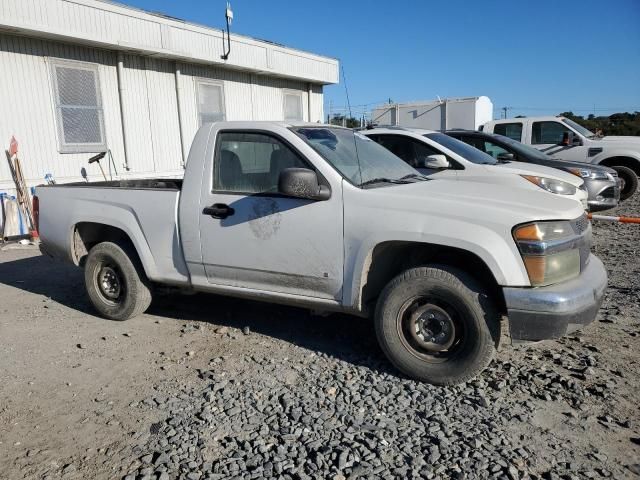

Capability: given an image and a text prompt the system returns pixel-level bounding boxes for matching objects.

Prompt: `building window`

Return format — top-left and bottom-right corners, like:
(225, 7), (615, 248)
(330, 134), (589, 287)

(493, 122), (523, 142)
(197, 80), (226, 125)
(283, 91), (303, 122)
(49, 59), (106, 153)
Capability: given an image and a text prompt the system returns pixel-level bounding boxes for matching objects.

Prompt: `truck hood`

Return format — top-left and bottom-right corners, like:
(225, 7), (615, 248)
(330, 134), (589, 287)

(598, 136), (640, 146)
(368, 178), (585, 224)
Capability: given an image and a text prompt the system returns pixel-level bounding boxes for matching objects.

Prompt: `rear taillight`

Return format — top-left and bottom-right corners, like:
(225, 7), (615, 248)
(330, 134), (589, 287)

(32, 195), (39, 235)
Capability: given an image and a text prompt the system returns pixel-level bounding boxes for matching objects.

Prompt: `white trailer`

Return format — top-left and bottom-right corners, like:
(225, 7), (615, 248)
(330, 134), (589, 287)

(371, 96), (493, 131)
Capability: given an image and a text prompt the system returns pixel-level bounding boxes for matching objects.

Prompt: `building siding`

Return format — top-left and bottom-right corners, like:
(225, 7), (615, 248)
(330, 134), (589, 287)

(0, 0), (339, 84)
(0, 33), (328, 192)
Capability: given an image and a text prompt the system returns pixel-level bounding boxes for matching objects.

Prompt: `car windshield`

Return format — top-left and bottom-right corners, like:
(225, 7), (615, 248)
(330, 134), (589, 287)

(293, 127), (420, 187)
(492, 134), (551, 161)
(425, 133), (497, 165)
(562, 118), (595, 138)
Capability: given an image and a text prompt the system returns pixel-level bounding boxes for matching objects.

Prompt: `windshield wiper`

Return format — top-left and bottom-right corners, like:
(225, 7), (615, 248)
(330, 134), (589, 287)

(359, 177), (411, 187)
(399, 173), (429, 181)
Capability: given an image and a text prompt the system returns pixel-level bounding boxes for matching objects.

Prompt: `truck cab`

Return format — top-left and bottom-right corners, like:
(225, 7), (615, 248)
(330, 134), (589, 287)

(483, 116), (640, 200)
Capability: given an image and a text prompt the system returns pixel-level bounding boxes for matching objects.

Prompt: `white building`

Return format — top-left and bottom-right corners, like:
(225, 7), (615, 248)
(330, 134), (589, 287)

(371, 96), (493, 131)
(0, 0), (338, 192)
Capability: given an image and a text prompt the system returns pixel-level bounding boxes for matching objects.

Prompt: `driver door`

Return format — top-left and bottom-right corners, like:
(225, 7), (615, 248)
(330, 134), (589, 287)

(198, 130), (344, 300)
(530, 120), (583, 161)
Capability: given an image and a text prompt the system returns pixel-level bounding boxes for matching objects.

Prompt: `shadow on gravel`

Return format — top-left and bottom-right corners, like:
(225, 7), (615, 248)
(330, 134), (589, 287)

(0, 254), (396, 376)
(0, 253), (94, 314)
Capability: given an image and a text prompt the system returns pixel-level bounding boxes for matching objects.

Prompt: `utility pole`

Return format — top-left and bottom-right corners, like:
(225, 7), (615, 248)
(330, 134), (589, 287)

(501, 106), (512, 119)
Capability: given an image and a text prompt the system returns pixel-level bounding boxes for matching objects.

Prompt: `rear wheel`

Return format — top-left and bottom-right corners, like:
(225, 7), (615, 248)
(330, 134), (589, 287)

(84, 241), (152, 320)
(375, 265), (499, 385)
(612, 165), (638, 201)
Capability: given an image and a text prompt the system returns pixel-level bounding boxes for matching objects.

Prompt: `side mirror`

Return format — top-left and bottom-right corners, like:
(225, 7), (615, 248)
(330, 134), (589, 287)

(560, 132), (582, 146)
(497, 152), (514, 161)
(278, 168), (331, 201)
(420, 154), (450, 169)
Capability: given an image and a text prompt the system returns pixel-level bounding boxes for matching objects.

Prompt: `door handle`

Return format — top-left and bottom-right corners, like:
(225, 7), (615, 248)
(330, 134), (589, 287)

(203, 203), (235, 219)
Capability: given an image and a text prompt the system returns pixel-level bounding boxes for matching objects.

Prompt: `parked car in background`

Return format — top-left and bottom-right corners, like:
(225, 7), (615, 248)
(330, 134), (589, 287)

(482, 116), (640, 200)
(36, 122), (607, 385)
(362, 127), (589, 209)
(445, 130), (620, 212)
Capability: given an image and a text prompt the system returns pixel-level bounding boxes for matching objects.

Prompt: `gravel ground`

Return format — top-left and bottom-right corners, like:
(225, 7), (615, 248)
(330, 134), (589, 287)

(0, 194), (638, 480)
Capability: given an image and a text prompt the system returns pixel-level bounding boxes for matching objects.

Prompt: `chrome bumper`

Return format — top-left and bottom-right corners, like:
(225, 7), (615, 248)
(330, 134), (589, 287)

(503, 254), (607, 342)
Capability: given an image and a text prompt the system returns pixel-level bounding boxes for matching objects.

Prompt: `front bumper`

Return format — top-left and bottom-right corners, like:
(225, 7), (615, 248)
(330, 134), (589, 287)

(503, 254), (607, 342)
(585, 178), (620, 212)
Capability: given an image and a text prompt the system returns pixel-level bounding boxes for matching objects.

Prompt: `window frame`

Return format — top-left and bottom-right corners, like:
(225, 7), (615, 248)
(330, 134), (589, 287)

(374, 134), (461, 169)
(492, 122), (523, 142)
(282, 89), (304, 122)
(48, 58), (106, 154)
(211, 129), (317, 196)
(195, 79), (227, 127)
(531, 120), (572, 145)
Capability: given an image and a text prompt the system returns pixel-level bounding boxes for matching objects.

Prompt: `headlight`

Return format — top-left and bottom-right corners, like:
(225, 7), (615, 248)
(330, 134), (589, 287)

(513, 221), (581, 286)
(566, 167), (609, 180)
(521, 175), (577, 195)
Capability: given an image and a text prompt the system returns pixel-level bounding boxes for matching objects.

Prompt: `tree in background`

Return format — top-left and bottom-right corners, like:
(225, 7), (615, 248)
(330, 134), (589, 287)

(328, 115), (361, 128)
(560, 111), (640, 136)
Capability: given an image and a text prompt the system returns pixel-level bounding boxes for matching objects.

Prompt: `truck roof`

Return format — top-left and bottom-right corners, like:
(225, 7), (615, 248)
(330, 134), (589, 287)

(201, 120), (352, 130)
(489, 115), (565, 123)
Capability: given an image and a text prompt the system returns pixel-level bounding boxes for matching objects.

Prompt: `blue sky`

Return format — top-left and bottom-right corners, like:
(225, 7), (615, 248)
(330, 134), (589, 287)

(122, 0), (639, 120)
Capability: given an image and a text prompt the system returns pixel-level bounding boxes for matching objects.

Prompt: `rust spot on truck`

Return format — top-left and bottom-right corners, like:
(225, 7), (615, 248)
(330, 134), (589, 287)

(248, 198), (281, 240)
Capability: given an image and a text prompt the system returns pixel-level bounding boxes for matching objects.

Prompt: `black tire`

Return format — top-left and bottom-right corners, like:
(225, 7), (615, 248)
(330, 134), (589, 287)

(84, 241), (152, 321)
(612, 165), (638, 201)
(374, 265), (499, 386)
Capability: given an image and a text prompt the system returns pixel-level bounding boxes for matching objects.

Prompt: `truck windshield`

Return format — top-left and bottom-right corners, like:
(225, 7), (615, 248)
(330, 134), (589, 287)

(424, 133), (497, 165)
(293, 127), (420, 187)
(562, 118), (595, 138)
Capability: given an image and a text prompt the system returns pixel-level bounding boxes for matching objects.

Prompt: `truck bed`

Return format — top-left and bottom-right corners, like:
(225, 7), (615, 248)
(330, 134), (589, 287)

(47, 178), (183, 190)
(36, 180), (189, 286)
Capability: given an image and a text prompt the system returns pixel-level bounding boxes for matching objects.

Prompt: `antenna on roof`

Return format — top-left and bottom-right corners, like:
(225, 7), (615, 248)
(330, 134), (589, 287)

(221, 2), (233, 60)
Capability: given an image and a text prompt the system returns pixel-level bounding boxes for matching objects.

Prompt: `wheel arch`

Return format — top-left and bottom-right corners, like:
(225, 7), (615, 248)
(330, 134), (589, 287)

(72, 222), (152, 279)
(355, 240), (506, 315)
(598, 156), (640, 176)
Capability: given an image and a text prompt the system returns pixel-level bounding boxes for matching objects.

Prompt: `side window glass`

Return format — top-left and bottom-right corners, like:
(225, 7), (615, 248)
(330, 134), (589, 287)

(376, 135), (416, 165)
(483, 141), (510, 159)
(412, 140), (440, 165)
(493, 123), (523, 141)
(214, 132), (308, 194)
(531, 121), (571, 145)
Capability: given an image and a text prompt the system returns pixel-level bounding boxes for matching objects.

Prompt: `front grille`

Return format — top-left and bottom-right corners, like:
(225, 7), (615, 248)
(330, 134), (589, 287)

(571, 213), (589, 235)
(570, 213), (591, 271)
(600, 186), (615, 199)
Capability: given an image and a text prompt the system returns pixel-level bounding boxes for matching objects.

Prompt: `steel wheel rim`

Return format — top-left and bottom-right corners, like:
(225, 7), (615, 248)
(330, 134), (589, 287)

(396, 295), (465, 363)
(94, 263), (124, 306)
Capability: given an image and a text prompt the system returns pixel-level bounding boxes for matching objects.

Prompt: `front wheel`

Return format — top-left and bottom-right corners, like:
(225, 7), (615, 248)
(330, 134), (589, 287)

(612, 165), (638, 201)
(375, 265), (499, 385)
(84, 241), (152, 320)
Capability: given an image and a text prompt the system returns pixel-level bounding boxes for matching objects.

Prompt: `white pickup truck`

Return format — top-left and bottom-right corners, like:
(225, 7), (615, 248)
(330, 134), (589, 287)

(36, 122), (607, 385)
(483, 116), (640, 200)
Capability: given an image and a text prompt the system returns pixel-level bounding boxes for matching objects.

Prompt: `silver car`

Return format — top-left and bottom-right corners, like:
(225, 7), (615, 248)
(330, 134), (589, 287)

(445, 130), (620, 212)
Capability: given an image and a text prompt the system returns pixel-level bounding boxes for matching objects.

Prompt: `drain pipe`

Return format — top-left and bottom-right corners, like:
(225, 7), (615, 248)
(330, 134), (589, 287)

(175, 62), (186, 168)
(307, 83), (313, 122)
(116, 52), (131, 171)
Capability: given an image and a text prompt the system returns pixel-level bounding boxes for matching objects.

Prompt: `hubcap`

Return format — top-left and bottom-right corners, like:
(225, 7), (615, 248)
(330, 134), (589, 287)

(98, 266), (121, 301)
(408, 304), (456, 353)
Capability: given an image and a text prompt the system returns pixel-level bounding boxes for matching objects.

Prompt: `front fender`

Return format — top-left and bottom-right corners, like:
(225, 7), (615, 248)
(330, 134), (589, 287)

(343, 223), (530, 311)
